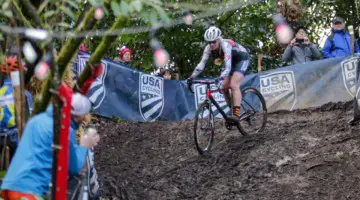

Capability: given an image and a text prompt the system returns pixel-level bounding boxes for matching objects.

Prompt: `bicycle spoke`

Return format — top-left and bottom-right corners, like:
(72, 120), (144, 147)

(238, 87), (267, 135)
(194, 102), (215, 154)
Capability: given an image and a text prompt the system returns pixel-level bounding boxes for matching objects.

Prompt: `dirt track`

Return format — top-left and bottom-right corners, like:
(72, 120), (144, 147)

(94, 101), (360, 200)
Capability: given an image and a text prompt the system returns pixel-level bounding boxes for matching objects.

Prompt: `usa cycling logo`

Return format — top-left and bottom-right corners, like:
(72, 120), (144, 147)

(341, 56), (359, 98)
(77, 54), (107, 109)
(194, 83), (230, 118)
(139, 73), (164, 121)
(260, 71), (296, 112)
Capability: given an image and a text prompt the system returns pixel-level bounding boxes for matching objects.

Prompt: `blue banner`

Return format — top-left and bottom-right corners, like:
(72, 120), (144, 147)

(73, 52), (359, 122)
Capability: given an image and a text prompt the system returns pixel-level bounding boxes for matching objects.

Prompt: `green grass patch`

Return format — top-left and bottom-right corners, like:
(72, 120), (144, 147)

(0, 170), (6, 178)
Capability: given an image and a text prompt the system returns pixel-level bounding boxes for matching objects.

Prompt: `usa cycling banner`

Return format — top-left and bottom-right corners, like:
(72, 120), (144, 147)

(259, 56), (359, 112)
(73, 51), (359, 121)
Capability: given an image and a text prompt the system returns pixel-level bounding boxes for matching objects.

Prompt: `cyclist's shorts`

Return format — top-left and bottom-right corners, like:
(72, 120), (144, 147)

(2, 190), (43, 200)
(230, 59), (250, 76)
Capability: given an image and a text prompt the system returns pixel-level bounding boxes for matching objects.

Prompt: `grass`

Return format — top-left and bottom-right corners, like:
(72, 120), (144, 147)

(0, 171), (5, 178)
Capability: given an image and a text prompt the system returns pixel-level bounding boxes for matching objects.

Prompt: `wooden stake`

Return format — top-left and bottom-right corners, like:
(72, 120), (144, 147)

(257, 54), (262, 72)
(348, 25), (354, 55)
(16, 37), (26, 133)
(175, 67), (179, 80)
(5, 146), (9, 169)
(10, 71), (22, 139)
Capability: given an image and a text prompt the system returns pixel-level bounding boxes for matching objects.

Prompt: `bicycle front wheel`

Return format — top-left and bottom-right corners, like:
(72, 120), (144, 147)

(237, 87), (267, 135)
(194, 101), (215, 155)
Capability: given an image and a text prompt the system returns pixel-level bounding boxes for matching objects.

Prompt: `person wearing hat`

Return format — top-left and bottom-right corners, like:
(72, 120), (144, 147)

(161, 69), (172, 80)
(282, 26), (322, 64)
(1, 93), (99, 199)
(79, 43), (86, 51)
(113, 46), (132, 67)
(158, 65), (172, 80)
(322, 17), (360, 58)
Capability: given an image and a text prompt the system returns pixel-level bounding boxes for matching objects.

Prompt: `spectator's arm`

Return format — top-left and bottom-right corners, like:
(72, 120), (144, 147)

(282, 46), (293, 62)
(68, 130), (88, 175)
(354, 39), (360, 53)
(309, 44), (322, 59)
(321, 39), (333, 58)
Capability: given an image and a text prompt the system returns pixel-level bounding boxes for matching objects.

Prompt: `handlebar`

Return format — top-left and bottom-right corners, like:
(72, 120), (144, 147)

(187, 79), (218, 93)
(191, 80), (216, 84)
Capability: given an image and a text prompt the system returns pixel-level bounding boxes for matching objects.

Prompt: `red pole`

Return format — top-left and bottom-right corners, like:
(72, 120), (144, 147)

(54, 83), (73, 200)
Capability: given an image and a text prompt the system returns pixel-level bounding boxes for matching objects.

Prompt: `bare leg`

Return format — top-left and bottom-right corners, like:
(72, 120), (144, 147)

(220, 76), (231, 106)
(230, 72), (244, 116)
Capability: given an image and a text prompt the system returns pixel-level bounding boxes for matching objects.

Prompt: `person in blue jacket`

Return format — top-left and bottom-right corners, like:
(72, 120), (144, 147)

(322, 17), (360, 58)
(1, 93), (100, 199)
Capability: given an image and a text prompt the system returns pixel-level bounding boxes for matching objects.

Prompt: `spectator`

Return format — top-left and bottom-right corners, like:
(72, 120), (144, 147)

(322, 17), (360, 58)
(79, 43), (86, 51)
(1, 93), (99, 199)
(160, 69), (172, 80)
(114, 46), (132, 67)
(282, 26), (321, 64)
(0, 57), (32, 168)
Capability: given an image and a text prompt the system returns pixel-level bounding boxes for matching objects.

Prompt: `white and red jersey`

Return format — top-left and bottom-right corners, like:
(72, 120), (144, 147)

(191, 39), (248, 77)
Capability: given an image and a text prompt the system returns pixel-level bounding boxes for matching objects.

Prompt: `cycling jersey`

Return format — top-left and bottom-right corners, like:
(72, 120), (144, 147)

(191, 39), (249, 77)
(0, 78), (33, 167)
(0, 79), (16, 132)
(0, 79), (33, 141)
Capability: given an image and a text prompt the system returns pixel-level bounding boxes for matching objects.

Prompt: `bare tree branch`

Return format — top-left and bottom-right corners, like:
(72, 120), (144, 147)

(74, 16), (128, 92)
(32, 6), (98, 114)
(18, 0), (43, 27)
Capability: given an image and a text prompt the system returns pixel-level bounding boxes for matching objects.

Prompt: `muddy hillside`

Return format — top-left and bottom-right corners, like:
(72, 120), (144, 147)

(93, 101), (360, 200)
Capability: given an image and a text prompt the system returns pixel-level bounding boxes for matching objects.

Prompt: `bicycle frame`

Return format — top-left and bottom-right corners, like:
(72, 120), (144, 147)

(191, 80), (259, 121)
(205, 84), (229, 119)
(192, 80), (229, 120)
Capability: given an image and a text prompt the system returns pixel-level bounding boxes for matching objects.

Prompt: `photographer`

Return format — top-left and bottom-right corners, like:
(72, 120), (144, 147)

(282, 26), (321, 65)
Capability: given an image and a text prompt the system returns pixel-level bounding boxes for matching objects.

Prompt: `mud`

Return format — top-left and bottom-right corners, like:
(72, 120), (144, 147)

(94, 101), (360, 200)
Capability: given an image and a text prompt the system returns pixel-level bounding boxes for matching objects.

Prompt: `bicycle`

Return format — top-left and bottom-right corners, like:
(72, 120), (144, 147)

(187, 79), (267, 155)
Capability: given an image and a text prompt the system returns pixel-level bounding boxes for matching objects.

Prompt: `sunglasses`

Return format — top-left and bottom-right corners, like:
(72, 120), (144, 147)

(208, 41), (217, 45)
(334, 22), (343, 25)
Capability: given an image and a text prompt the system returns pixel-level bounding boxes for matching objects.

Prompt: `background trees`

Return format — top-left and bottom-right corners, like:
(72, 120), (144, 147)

(0, 0), (359, 86)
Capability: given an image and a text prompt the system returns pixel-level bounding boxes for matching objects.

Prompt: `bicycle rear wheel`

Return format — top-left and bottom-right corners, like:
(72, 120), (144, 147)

(194, 101), (215, 155)
(237, 87), (267, 135)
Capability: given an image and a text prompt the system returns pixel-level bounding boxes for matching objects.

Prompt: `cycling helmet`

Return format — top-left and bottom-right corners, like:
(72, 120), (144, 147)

(204, 26), (222, 42)
(0, 57), (19, 73)
(71, 93), (92, 116)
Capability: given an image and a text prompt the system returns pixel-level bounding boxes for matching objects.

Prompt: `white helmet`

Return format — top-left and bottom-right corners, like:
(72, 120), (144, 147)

(204, 26), (222, 42)
(71, 93), (92, 116)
